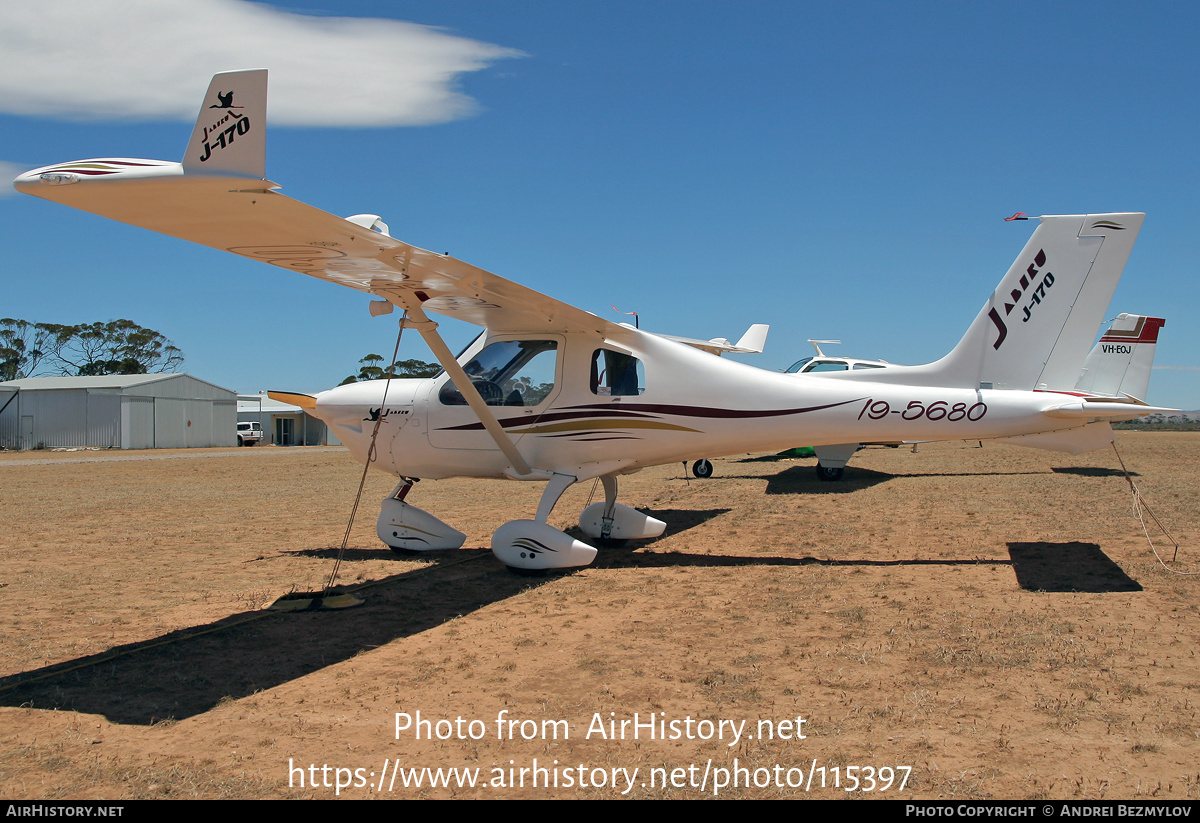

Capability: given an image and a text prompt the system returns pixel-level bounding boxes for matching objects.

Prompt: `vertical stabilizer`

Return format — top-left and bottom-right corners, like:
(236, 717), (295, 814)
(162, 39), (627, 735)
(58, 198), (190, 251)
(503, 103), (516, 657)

(925, 213), (1144, 390)
(1075, 313), (1165, 401)
(182, 69), (267, 178)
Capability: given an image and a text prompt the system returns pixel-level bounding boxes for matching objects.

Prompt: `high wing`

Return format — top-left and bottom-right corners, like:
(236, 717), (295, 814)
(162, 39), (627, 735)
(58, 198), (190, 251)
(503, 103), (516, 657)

(14, 70), (620, 340)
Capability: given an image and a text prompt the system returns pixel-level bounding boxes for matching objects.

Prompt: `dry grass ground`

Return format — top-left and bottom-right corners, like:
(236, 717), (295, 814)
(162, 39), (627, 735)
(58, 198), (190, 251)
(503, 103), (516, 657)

(0, 433), (1196, 799)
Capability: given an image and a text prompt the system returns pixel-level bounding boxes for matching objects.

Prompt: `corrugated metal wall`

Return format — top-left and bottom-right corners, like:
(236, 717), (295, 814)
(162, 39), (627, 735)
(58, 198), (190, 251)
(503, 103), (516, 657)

(123, 396), (154, 449)
(213, 399), (236, 447)
(86, 391), (121, 449)
(0, 375), (239, 450)
(0, 390), (17, 449)
(16, 388), (88, 448)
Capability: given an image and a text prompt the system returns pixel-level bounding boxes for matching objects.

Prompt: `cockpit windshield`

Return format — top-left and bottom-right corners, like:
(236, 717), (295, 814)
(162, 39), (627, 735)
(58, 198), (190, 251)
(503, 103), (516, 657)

(439, 339), (558, 406)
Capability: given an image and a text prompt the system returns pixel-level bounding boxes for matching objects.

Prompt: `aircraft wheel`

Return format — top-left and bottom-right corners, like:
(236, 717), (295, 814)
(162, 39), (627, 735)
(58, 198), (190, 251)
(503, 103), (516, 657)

(815, 464), (844, 482)
(389, 546), (421, 557)
(691, 459), (714, 479)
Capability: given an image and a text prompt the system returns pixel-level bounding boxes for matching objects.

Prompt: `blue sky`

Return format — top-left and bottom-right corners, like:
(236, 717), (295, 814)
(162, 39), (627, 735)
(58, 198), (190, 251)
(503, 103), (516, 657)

(4, 0), (1198, 408)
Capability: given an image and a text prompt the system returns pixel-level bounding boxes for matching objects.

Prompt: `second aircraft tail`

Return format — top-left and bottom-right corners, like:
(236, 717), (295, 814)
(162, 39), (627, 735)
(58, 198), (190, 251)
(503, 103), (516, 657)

(1074, 313), (1165, 401)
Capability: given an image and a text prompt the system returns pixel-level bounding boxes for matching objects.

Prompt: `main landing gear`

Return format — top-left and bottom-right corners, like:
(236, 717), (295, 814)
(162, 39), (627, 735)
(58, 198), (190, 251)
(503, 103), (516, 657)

(375, 474), (666, 573)
(812, 444), (858, 482)
(815, 463), (844, 482)
(492, 473), (666, 572)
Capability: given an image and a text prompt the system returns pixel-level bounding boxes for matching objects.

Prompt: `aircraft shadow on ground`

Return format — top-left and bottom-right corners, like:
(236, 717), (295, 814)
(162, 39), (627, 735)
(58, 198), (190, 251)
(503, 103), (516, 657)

(1007, 541), (1142, 593)
(759, 465), (891, 495)
(592, 541), (1141, 594)
(0, 510), (731, 727)
(730, 464), (1049, 496)
(735, 453), (810, 463)
(0, 551), (554, 726)
(1051, 466), (1136, 478)
(896, 470), (1047, 478)
(0, 534), (1136, 725)
(563, 508), (729, 543)
(589, 551), (1016, 572)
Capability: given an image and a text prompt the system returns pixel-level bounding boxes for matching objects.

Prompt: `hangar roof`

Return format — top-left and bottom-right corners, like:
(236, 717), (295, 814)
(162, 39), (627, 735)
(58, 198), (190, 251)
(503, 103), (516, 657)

(0, 373), (234, 395)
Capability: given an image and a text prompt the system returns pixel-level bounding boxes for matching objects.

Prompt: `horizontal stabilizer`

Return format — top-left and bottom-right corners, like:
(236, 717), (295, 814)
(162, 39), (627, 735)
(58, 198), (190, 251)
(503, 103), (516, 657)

(1042, 399), (1176, 420)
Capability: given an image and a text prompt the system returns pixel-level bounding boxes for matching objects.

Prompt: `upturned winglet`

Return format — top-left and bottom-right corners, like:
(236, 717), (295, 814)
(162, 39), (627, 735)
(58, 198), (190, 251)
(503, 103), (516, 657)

(182, 69), (267, 179)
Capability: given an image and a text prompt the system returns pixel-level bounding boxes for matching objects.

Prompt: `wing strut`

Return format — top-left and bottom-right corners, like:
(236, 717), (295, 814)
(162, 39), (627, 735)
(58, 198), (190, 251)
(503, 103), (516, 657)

(400, 304), (534, 477)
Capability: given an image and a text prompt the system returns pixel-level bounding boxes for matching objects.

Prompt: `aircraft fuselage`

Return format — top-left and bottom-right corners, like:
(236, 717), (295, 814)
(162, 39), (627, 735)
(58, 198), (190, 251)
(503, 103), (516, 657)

(314, 328), (1093, 483)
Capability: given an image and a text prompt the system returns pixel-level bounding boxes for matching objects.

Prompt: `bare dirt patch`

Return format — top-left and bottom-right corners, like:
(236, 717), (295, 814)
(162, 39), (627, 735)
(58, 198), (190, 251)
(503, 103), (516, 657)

(1, 435), (1197, 799)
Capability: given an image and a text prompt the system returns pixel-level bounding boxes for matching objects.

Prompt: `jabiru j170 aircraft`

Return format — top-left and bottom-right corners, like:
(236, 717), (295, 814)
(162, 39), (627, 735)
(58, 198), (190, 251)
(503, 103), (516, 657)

(14, 70), (1176, 572)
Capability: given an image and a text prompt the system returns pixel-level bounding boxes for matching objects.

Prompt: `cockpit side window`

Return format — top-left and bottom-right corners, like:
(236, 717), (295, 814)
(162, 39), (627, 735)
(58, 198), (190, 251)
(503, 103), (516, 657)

(439, 340), (558, 406)
(591, 349), (644, 396)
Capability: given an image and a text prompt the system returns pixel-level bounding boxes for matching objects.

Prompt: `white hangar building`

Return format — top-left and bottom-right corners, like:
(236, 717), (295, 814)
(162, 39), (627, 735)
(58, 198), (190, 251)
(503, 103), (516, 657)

(0, 373), (237, 450)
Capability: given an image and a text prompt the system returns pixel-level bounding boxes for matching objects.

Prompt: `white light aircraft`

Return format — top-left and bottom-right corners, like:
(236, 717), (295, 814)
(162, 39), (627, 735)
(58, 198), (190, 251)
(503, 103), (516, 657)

(14, 70), (1177, 571)
(784, 339), (891, 376)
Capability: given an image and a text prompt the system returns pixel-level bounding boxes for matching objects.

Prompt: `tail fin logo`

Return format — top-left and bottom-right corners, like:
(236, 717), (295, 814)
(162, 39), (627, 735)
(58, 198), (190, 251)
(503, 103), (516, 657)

(210, 90), (238, 109)
(198, 89), (250, 163)
(987, 249), (1050, 350)
(198, 108), (251, 164)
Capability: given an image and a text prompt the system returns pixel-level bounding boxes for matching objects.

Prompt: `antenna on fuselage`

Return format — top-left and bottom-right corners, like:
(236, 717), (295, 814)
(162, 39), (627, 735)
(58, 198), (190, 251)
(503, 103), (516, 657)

(611, 305), (639, 329)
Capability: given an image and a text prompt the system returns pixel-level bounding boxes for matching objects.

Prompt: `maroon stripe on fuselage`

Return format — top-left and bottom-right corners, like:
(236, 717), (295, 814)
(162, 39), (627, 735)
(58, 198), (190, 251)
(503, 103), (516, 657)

(554, 399), (863, 419)
(433, 398), (863, 433)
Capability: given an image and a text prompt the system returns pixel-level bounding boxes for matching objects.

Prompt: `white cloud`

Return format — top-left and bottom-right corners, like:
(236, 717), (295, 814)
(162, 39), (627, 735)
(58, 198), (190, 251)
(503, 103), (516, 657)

(0, 0), (523, 126)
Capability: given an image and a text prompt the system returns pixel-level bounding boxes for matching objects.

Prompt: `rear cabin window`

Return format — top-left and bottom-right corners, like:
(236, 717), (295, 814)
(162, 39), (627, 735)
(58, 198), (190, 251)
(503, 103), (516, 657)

(591, 349), (644, 396)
